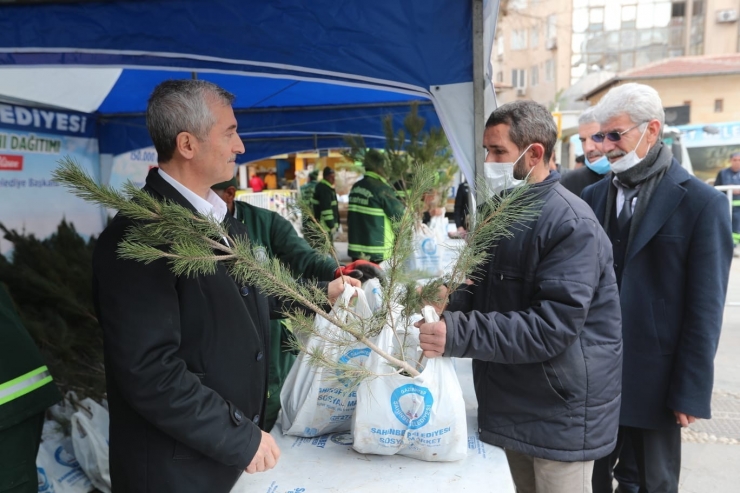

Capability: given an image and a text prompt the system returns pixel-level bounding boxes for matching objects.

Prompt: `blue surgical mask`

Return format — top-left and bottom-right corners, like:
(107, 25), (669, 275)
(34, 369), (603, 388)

(584, 155), (610, 175)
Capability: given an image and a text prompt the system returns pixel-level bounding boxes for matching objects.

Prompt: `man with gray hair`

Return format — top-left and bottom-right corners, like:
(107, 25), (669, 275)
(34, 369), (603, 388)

(418, 100), (622, 493)
(561, 106), (610, 196)
(93, 79), (282, 492)
(93, 79), (357, 492)
(581, 83), (732, 493)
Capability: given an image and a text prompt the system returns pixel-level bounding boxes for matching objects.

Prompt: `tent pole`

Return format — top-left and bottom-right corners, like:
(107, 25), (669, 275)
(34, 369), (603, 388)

(472, 0), (485, 205)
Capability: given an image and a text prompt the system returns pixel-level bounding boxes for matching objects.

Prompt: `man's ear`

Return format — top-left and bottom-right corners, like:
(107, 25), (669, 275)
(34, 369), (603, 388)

(647, 119), (662, 145)
(176, 132), (197, 160)
(226, 186), (237, 201)
(528, 143), (545, 167)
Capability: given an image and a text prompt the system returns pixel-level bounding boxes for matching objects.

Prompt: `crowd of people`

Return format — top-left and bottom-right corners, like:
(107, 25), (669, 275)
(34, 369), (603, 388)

(2, 78), (734, 493)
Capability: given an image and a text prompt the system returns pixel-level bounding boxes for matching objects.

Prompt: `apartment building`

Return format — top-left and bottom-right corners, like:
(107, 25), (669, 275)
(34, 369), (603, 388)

(494, 0), (740, 108)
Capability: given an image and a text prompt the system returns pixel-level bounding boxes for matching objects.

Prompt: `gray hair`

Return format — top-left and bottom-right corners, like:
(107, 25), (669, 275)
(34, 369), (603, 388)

(578, 106), (598, 126)
(147, 79), (236, 163)
(485, 100), (557, 165)
(592, 83), (664, 130)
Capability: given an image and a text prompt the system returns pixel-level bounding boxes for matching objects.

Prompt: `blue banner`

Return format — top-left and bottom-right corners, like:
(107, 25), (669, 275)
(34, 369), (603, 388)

(0, 104), (103, 255)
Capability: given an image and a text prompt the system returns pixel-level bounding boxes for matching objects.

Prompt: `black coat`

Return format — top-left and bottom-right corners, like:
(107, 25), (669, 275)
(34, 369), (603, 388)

(93, 169), (273, 492)
(560, 166), (605, 197)
(443, 173), (623, 461)
(582, 161), (732, 429)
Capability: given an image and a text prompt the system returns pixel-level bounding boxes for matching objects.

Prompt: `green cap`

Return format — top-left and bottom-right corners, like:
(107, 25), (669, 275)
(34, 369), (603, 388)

(211, 177), (238, 190)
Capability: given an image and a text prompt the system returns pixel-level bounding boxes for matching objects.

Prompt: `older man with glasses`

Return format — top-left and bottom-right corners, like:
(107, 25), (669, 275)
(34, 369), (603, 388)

(581, 83), (733, 493)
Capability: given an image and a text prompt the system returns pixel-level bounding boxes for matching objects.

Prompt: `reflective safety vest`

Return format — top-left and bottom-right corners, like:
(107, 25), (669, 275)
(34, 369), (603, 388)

(347, 171), (405, 262)
(0, 285), (61, 430)
(0, 366), (54, 407)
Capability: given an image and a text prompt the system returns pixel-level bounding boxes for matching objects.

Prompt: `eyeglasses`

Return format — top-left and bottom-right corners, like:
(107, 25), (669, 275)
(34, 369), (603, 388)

(591, 122), (646, 143)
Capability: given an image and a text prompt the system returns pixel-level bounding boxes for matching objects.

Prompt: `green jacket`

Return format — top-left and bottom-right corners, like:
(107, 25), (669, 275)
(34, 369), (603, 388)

(0, 285), (61, 430)
(300, 181), (317, 201)
(311, 180), (339, 232)
(233, 201), (336, 429)
(347, 171), (405, 262)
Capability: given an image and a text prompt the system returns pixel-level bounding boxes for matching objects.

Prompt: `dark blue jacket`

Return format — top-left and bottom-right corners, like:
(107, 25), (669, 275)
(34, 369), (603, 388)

(582, 160), (732, 429)
(443, 174), (623, 461)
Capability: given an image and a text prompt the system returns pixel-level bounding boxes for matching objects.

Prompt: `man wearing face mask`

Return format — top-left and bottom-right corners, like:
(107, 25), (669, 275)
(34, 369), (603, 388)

(561, 107), (610, 196)
(418, 100), (623, 493)
(581, 83), (732, 493)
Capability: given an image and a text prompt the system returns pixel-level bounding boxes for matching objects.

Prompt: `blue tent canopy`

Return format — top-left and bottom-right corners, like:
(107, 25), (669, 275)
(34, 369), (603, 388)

(0, 0), (497, 181)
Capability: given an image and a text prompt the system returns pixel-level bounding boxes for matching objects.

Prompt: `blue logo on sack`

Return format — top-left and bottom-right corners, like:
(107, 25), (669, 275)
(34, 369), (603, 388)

(54, 445), (79, 468)
(335, 347), (371, 386)
(421, 238), (437, 255)
(390, 384), (434, 429)
(37, 467), (54, 492)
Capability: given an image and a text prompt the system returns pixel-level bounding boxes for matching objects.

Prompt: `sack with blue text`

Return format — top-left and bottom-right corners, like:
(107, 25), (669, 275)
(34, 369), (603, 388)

(404, 223), (444, 278)
(280, 284), (373, 437)
(352, 307), (467, 461)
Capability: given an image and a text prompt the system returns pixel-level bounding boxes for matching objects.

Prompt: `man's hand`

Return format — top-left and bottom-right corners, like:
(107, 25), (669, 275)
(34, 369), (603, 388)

(334, 260), (384, 281)
(674, 411), (698, 427)
(416, 284), (449, 316)
(245, 431), (281, 474)
(327, 276), (361, 305)
(416, 318), (447, 358)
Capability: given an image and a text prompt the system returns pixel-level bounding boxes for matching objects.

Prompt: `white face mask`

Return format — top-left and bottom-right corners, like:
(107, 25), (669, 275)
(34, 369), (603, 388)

(609, 126), (650, 174)
(483, 144), (532, 194)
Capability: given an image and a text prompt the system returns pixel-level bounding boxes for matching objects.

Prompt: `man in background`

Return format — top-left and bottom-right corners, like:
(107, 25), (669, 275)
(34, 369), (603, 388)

(311, 167), (340, 241)
(249, 172), (265, 192)
(561, 107), (610, 197)
(347, 150), (405, 262)
(714, 152), (740, 254)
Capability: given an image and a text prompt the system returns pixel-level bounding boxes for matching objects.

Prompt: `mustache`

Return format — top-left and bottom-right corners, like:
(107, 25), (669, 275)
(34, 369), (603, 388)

(606, 150), (627, 159)
(586, 152), (604, 160)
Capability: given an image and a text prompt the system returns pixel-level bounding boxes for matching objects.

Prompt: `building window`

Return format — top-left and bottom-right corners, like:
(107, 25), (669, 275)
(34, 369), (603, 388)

(715, 99), (724, 113)
(671, 2), (685, 18)
(531, 66), (540, 86)
(511, 30), (528, 50)
(545, 59), (555, 82)
(512, 69), (526, 88)
(509, 0), (528, 10)
(546, 15), (557, 41)
(497, 35), (504, 57)
(496, 71), (504, 83)
(531, 27), (540, 49)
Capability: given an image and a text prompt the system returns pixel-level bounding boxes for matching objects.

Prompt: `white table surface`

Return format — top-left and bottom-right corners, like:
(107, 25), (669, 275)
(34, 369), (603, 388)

(231, 358), (514, 493)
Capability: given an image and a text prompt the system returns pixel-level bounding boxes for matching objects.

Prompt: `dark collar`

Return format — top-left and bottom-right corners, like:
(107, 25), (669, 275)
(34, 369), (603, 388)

(144, 167), (199, 214)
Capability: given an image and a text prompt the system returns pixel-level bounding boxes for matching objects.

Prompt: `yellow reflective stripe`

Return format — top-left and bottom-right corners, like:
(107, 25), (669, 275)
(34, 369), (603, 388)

(0, 366), (53, 406)
(383, 215), (394, 259)
(732, 200), (740, 206)
(348, 243), (387, 253)
(348, 204), (385, 216)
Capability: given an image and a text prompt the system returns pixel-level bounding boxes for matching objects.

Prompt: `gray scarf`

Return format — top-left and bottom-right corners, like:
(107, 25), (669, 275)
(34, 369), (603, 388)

(603, 142), (673, 249)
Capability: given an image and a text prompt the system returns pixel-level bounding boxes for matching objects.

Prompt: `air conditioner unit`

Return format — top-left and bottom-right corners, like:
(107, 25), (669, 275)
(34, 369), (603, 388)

(546, 38), (557, 50)
(516, 87), (527, 97)
(717, 9), (738, 23)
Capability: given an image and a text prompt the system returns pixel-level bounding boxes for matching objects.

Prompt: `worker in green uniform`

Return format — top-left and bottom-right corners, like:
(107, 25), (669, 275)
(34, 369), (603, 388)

(300, 170), (320, 242)
(311, 167), (340, 239)
(300, 169), (319, 199)
(348, 150), (406, 262)
(0, 284), (62, 493)
(212, 177), (378, 430)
